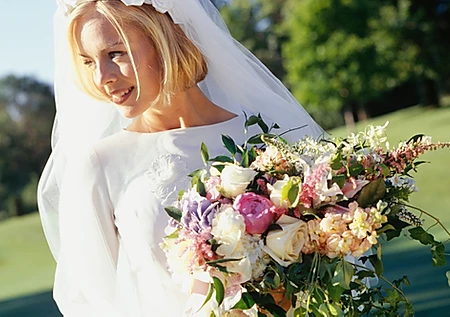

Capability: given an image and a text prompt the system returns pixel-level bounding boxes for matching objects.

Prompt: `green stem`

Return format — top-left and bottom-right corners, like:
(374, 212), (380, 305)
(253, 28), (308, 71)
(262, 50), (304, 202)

(403, 203), (450, 244)
(351, 262), (412, 308)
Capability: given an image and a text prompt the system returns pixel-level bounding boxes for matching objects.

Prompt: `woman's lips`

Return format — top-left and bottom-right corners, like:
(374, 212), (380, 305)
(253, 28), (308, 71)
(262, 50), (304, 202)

(111, 86), (134, 104)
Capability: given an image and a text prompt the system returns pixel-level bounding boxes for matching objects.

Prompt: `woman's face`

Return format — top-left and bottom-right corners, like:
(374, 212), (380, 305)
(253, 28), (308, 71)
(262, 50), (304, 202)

(75, 13), (161, 118)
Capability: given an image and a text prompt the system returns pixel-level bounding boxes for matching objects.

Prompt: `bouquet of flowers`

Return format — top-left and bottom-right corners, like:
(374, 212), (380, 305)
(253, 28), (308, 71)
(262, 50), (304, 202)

(160, 115), (450, 316)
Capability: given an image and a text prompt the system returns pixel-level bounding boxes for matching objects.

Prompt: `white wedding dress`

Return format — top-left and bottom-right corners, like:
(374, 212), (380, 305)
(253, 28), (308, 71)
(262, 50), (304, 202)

(54, 115), (253, 317)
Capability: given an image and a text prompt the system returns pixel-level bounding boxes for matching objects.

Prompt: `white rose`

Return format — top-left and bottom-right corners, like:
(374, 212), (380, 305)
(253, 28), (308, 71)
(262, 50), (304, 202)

(225, 256), (253, 284)
(211, 205), (246, 255)
(220, 165), (258, 198)
(267, 176), (291, 209)
(262, 215), (308, 267)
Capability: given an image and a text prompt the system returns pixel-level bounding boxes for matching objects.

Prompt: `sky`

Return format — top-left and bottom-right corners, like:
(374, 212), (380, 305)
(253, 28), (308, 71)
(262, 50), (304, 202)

(0, 1), (57, 85)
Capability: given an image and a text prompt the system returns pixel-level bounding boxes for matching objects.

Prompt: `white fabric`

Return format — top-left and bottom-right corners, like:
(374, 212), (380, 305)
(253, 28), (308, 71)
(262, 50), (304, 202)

(53, 116), (253, 316)
(38, 0), (325, 315)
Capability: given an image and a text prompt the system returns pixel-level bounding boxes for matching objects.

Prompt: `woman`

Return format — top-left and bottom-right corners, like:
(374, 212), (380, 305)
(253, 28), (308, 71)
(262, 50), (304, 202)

(38, 0), (323, 316)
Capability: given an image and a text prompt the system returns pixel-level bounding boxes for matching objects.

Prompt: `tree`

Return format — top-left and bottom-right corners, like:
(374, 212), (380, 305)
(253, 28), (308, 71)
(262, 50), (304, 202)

(215, 0), (287, 80)
(282, 0), (418, 129)
(0, 75), (55, 217)
(399, 0), (450, 105)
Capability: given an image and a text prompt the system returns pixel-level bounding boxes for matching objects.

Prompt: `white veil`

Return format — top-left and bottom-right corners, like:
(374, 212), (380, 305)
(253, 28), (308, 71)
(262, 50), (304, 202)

(38, 0), (323, 260)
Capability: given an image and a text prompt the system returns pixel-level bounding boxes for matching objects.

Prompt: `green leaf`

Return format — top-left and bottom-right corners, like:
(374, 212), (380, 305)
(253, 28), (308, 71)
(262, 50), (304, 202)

(197, 178), (206, 197)
(213, 277), (225, 306)
(262, 270), (281, 289)
(431, 243), (446, 266)
(319, 302), (343, 317)
(342, 260), (355, 289)
(328, 284), (345, 302)
(245, 115), (261, 127)
(348, 163), (364, 177)
(377, 224), (396, 235)
(330, 153), (343, 170)
(241, 149), (249, 167)
(200, 142), (209, 165)
(379, 164), (390, 177)
(332, 174), (346, 188)
(357, 178), (386, 208)
(409, 227), (436, 246)
(164, 206), (182, 222)
(247, 133), (264, 144)
(294, 306), (308, 317)
(209, 155), (234, 163)
(261, 304), (286, 317)
(189, 168), (204, 179)
(287, 183), (300, 207)
(332, 260), (354, 290)
(232, 293), (256, 309)
(401, 275), (411, 287)
(222, 134), (237, 155)
(257, 114), (269, 133)
(198, 282), (214, 312)
(368, 254), (384, 276)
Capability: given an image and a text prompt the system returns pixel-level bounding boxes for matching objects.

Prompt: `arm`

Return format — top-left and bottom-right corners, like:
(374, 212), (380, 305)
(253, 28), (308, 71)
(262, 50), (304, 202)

(54, 150), (123, 317)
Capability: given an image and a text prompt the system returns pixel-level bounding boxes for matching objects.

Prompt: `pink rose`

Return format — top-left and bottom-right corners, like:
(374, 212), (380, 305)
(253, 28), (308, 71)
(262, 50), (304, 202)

(233, 192), (278, 234)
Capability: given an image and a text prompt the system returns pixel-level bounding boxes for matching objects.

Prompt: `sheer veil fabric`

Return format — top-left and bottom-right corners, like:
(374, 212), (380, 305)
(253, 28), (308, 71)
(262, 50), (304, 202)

(38, 0), (323, 315)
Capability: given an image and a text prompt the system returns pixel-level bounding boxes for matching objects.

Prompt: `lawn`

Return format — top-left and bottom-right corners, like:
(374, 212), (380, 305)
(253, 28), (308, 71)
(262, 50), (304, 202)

(0, 105), (449, 316)
(0, 213), (56, 301)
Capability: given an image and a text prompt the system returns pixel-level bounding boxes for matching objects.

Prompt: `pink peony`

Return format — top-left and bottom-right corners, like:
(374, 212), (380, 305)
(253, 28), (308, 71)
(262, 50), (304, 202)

(233, 192), (279, 234)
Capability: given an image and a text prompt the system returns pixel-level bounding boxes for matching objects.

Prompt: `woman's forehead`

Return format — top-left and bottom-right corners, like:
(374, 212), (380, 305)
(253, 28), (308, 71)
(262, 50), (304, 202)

(76, 15), (123, 53)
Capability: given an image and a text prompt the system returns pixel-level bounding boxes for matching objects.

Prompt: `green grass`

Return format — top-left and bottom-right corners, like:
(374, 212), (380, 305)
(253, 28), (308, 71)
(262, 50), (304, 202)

(0, 213), (56, 301)
(0, 105), (449, 315)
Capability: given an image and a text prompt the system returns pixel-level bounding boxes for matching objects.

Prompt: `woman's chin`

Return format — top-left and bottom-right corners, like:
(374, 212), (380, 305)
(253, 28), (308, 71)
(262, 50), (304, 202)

(116, 106), (140, 119)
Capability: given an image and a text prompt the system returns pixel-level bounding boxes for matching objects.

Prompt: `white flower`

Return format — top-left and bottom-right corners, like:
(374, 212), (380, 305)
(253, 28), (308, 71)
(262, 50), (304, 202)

(387, 174), (418, 192)
(220, 165), (258, 198)
(121, 0), (174, 13)
(308, 164), (342, 205)
(161, 238), (196, 292)
(262, 215), (308, 267)
(211, 205), (246, 256)
(211, 206), (265, 282)
(267, 176), (290, 209)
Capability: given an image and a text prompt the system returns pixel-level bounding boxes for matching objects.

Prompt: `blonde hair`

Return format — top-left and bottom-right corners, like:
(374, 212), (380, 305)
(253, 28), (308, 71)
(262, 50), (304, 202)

(68, 0), (208, 106)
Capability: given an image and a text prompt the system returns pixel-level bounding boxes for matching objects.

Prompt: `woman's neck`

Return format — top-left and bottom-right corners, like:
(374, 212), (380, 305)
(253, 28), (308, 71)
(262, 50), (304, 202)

(127, 86), (236, 133)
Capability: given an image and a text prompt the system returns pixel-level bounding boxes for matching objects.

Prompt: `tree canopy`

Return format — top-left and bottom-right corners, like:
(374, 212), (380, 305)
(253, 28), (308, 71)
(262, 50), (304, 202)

(0, 75), (55, 217)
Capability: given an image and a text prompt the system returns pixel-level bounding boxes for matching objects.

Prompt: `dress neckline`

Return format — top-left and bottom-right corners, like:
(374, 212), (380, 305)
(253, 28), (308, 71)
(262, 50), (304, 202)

(121, 114), (241, 136)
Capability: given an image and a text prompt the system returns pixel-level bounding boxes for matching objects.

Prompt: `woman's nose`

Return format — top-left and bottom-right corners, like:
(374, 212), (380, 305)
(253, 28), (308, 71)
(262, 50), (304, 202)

(94, 61), (117, 87)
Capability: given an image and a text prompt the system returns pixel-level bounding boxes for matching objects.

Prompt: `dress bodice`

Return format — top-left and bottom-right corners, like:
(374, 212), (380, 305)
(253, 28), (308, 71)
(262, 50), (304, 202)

(54, 115), (249, 316)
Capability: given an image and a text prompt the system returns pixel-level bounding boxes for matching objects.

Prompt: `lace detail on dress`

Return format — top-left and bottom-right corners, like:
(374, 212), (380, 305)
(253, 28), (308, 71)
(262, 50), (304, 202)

(145, 154), (190, 203)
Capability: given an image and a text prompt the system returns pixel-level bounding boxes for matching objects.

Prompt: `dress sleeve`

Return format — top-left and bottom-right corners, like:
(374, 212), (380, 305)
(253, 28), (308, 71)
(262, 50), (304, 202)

(54, 150), (123, 317)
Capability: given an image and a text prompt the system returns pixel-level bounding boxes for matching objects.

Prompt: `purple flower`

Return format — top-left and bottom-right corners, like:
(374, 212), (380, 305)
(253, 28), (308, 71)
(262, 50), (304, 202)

(179, 189), (218, 233)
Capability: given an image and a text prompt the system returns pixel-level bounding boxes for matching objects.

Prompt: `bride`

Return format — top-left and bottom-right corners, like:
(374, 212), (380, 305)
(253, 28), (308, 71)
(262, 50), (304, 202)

(38, 0), (323, 316)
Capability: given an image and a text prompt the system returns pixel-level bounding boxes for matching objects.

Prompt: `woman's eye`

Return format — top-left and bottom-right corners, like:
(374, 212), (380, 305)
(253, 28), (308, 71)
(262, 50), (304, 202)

(109, 51), (126, 59)
(82, 59), (94, 68)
